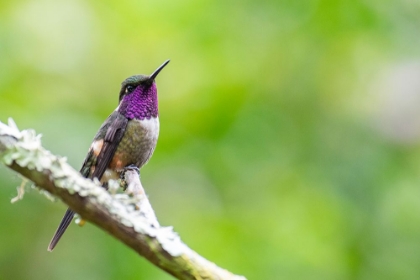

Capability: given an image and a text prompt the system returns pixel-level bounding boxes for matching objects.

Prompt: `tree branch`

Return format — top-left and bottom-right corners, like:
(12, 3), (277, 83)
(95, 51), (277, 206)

(0, 119), (246, 280)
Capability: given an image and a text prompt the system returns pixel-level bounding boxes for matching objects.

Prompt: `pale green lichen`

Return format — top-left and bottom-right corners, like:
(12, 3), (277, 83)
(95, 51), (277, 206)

(10, 179), (28, 203)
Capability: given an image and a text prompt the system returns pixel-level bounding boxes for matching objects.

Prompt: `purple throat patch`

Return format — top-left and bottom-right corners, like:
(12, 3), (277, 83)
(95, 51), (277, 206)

(118, 84), (158, 120)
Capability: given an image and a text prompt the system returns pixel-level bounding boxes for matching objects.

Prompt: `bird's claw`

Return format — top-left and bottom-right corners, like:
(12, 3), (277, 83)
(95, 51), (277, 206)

(124, 164), (140, 173)
(120, 164), (140, 190)
(120, 164), (140, 180)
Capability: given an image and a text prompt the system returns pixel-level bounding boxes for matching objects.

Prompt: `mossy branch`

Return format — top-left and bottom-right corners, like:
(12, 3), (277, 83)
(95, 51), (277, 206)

(0, 118), (246, 280)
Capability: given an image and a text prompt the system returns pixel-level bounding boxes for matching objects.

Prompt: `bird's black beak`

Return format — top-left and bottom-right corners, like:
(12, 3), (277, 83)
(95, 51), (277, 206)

(150, 60), (170, 81)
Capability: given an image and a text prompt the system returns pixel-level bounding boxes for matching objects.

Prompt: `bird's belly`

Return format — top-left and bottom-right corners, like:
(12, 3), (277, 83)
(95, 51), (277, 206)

(108, 117), (159, 174)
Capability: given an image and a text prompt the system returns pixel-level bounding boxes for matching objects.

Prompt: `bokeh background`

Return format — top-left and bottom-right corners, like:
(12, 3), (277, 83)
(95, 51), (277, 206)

(1, 0), (420, 279)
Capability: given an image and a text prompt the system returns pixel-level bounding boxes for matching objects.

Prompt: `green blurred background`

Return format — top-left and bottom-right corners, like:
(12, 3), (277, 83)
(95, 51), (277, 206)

(1, 0), (420, 279)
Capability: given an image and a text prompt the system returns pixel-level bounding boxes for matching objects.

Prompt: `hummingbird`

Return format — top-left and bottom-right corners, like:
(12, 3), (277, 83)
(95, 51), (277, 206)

(47, 60), (170, 251)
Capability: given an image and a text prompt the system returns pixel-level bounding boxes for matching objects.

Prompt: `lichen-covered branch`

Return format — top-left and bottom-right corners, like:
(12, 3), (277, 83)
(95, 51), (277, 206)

(0, 119), (246, 280)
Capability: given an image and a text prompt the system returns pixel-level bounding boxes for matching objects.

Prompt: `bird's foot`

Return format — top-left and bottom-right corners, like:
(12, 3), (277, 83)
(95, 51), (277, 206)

(121, 164), (140, 190)
(122, 164), (140, 176)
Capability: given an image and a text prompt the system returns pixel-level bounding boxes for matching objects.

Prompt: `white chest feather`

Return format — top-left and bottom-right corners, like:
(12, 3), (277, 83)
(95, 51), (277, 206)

(137, 117), (160, 140)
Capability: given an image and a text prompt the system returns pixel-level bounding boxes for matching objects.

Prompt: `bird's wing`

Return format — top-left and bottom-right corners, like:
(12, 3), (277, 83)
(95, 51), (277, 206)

(48, 111), (128, 251)
(90, 111), (129, 180)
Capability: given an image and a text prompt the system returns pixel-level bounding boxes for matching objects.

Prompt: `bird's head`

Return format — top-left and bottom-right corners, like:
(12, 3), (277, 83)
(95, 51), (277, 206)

(117, 60), (169, 120)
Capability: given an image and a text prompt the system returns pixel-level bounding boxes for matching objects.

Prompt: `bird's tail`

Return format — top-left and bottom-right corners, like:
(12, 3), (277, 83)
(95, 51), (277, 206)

(47, 208), (75, 251)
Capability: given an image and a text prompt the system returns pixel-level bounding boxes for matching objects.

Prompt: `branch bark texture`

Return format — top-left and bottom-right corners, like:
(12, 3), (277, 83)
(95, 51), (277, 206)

(0, 119), (246, 280)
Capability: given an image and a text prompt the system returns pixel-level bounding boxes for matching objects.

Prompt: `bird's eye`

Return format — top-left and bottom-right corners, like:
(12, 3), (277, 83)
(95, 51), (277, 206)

(126, 85), (135, 93)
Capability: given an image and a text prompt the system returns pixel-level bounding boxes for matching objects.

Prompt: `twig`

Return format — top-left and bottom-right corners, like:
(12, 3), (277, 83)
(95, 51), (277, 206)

(0, 118), (246, 280)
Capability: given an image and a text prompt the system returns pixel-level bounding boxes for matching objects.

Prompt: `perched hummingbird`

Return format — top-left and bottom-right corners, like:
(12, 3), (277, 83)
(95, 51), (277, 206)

(48, 60), (170, 251)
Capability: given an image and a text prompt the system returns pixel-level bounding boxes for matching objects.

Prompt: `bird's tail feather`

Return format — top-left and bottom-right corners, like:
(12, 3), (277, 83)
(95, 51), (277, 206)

(47, 208), (75, 251)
